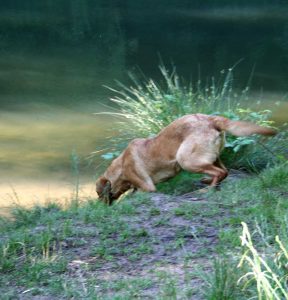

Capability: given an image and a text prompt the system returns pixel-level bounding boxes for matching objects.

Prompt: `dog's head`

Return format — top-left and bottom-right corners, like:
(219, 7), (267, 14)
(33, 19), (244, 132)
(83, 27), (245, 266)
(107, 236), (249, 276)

(96, 176), (132, 205)
(96, 176), (113, 205)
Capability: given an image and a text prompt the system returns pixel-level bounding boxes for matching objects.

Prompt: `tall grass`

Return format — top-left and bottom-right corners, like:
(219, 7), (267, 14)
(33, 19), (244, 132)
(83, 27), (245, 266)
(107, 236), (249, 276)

(238, 222), (288, 300)
(104, 64), (244, 138)
(199, 258), (242, 300)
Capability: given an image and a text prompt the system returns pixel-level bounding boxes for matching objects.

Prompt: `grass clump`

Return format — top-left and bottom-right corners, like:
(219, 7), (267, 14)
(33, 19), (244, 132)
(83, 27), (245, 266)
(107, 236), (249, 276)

(199, 258), (243, 300)
(105, 64), (242, 136)
(238, 222), (288, 300)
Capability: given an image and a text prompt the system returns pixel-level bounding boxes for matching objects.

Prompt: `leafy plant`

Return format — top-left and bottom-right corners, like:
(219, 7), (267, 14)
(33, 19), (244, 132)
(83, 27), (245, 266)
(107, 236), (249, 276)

(223, 109), (275, 153)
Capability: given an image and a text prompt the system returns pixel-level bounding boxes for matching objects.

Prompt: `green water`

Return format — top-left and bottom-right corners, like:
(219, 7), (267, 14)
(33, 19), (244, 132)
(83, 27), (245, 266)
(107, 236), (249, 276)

(0, 49), (120, 178)
(0, 49), (121, 207)
(0, 1), (287, 207)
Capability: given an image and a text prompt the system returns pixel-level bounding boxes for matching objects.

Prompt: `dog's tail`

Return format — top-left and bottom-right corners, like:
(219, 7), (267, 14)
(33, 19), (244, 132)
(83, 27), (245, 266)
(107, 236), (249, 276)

(210, 116), (277, 137)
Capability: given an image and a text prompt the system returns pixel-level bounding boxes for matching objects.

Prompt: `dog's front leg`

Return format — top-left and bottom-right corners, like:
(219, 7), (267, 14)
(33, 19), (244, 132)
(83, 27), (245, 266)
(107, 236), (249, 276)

(123, 149), (156, 193)
(136, 178), (156, 193)
(129, 175), (156, 193)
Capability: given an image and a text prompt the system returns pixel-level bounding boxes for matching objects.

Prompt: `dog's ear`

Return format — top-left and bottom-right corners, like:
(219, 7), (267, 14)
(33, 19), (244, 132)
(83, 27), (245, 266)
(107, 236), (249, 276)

(96, 176), (111, 197)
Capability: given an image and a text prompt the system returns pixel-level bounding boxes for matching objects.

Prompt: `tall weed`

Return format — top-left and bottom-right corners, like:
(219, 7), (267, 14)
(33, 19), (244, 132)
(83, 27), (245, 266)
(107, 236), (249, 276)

(238, 222), (288, 300)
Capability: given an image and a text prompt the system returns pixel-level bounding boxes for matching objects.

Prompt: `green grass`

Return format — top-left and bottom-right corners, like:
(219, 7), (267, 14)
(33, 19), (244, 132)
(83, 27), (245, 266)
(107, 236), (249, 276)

(0, 162), (287, 299)
(157, 171), (203, 195)
(104, 64), (243, 136)
(197, 258), (243, 300)
(238, 222), (288, 300)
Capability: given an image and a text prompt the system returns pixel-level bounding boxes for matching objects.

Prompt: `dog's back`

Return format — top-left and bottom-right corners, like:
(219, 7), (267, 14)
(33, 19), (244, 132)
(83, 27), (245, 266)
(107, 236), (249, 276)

(158, 113), (276, 138)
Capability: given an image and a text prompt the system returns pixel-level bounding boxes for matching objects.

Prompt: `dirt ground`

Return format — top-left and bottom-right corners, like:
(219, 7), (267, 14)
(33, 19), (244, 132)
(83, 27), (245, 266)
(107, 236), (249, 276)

(4, 171), (250, 299)
(64, 193), (216, 299)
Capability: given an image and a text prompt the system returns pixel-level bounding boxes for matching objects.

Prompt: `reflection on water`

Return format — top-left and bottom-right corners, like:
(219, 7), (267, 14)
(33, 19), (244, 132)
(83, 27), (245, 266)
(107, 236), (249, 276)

(0, 103), (117, 212)
(0, 180), (95, 218)
(0, 104), (111, 177)
(0, 48), (121, 212)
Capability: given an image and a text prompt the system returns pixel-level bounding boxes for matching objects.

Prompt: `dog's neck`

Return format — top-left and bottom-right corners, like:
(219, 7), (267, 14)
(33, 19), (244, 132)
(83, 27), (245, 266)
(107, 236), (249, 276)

(104, 154), (123, 186)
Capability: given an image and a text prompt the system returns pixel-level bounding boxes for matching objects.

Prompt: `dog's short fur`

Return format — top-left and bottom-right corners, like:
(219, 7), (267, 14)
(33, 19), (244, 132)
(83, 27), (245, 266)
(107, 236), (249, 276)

(96, 114), (276, 204)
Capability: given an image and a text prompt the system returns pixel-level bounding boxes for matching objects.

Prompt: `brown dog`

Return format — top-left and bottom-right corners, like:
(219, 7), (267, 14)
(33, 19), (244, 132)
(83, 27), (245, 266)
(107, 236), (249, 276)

(96, 114), (276, 204)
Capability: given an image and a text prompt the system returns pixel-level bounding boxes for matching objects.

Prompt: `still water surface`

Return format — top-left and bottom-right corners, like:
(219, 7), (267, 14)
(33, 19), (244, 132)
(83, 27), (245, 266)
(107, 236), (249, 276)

(0, 51), (120, 212)
(0, 103), (116, 213)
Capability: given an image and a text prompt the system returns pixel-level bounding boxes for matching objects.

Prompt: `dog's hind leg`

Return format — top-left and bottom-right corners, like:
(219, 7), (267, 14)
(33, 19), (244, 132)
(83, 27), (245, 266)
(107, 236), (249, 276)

(200, 158), (227, 185)
(182, 162), (227, 187)
(200, 164), (228, 187)
(182, 160), (224, 184)
(177, 148), (228, 188)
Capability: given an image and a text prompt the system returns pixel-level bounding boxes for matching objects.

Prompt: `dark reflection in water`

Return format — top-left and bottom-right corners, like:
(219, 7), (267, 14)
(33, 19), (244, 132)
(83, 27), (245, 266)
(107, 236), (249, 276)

(0, 1), (287, 208)
(1, 1), (288, 96)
